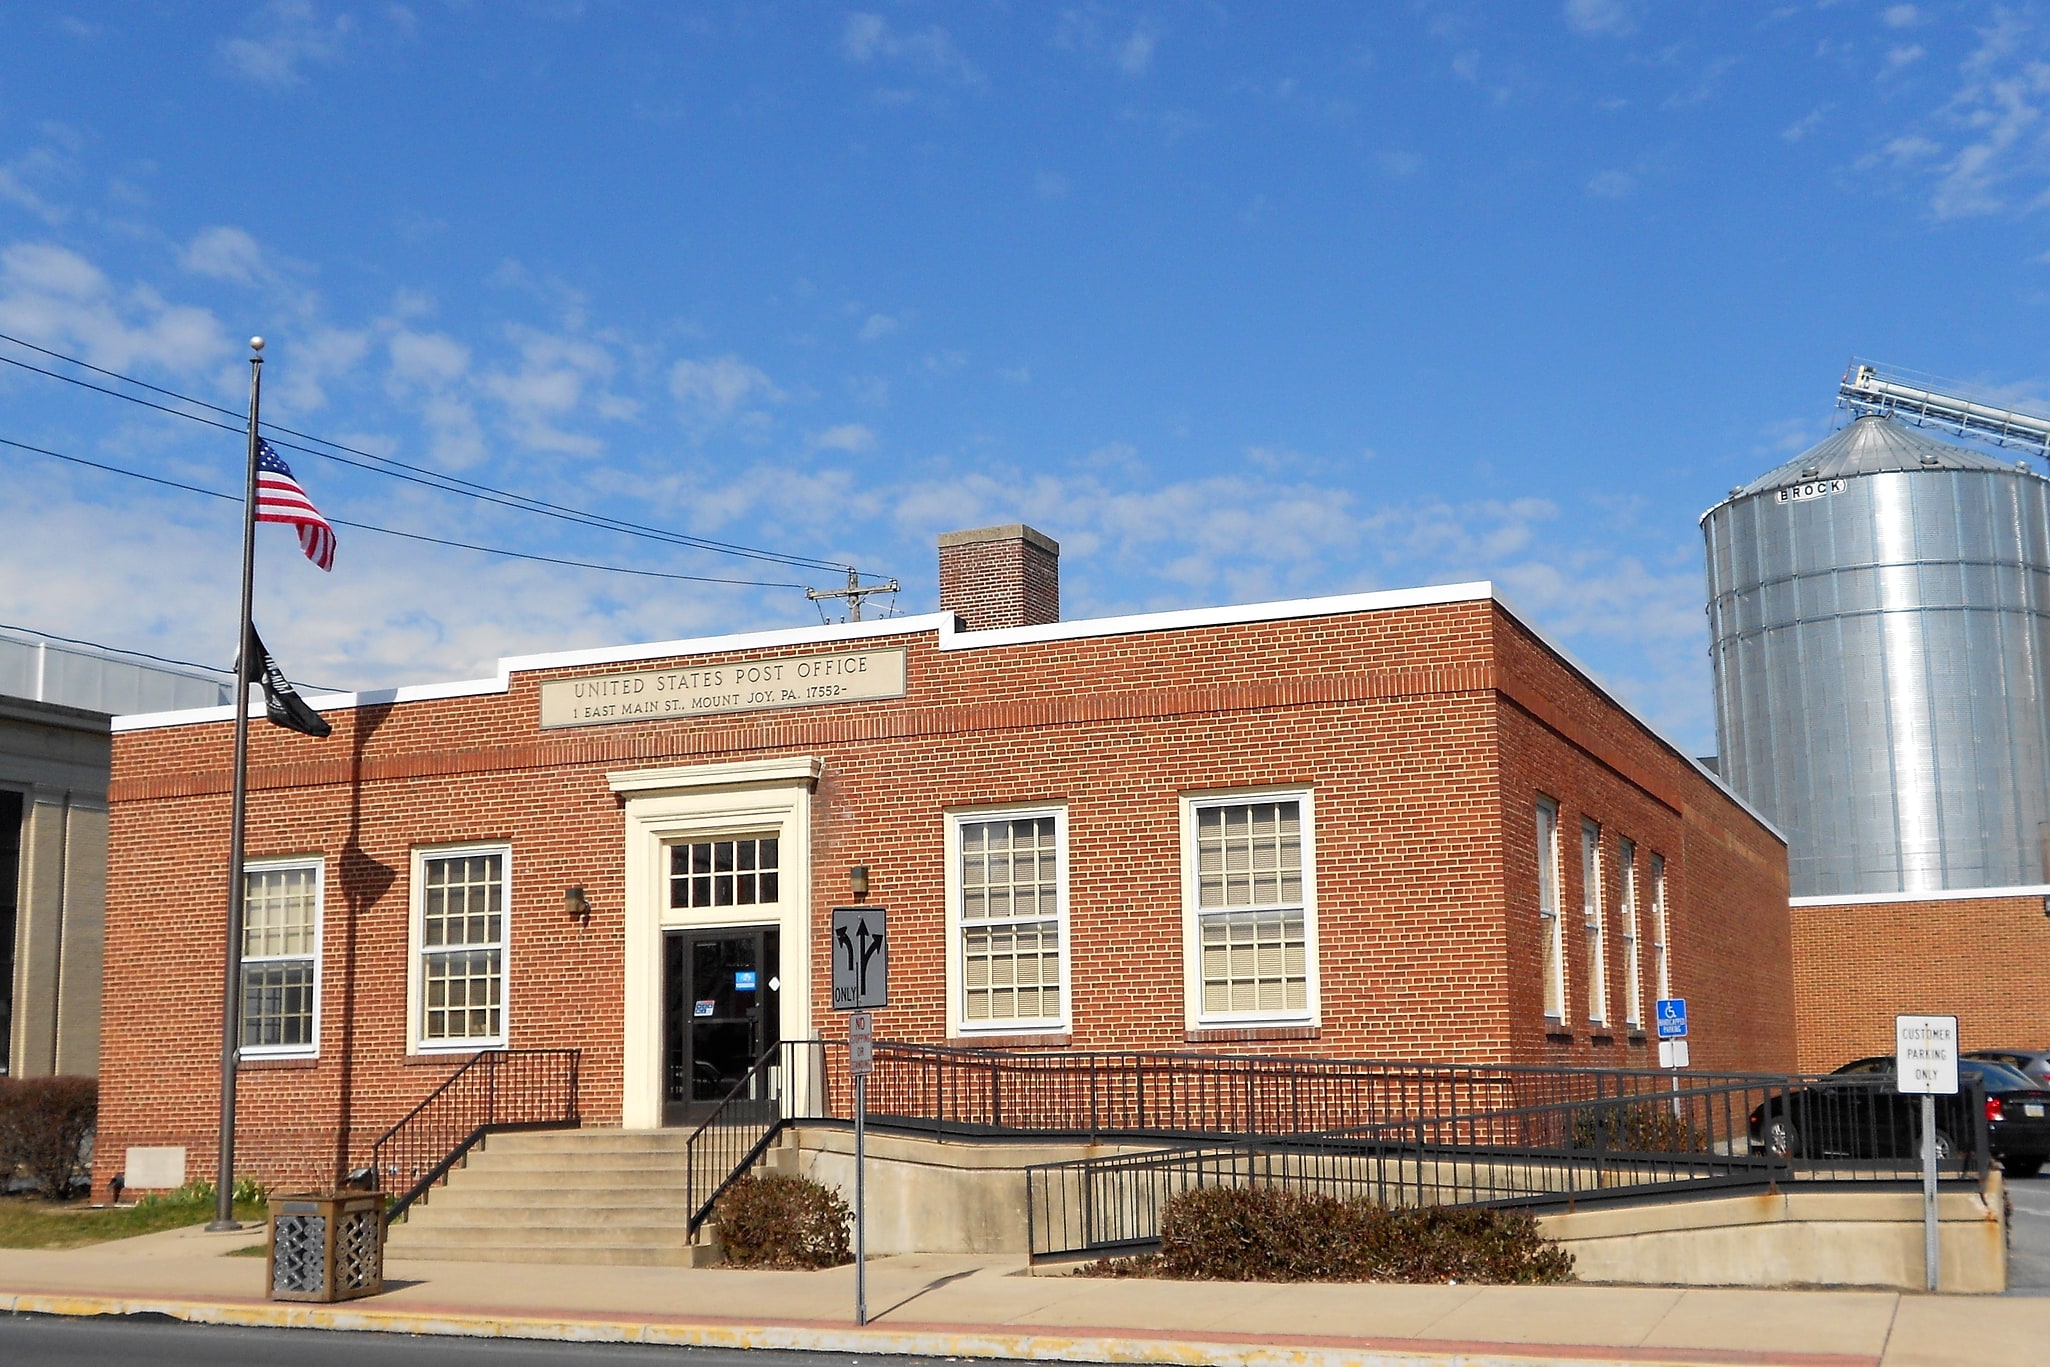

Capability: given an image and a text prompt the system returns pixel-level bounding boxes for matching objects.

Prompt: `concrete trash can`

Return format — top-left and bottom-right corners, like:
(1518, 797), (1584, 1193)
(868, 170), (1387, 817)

(267, 1191), (385, 1302)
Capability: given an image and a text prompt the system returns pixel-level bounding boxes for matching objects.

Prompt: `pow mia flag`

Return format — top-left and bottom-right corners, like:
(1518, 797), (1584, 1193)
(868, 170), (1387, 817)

(242, 626), (332, 739)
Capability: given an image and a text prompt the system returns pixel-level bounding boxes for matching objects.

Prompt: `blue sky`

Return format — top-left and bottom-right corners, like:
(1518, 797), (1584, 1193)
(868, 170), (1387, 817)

(2, 1), (2046, 752)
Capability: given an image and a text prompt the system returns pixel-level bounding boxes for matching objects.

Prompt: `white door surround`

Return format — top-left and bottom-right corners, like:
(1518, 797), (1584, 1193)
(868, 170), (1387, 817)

(611, 757), (819, 1130)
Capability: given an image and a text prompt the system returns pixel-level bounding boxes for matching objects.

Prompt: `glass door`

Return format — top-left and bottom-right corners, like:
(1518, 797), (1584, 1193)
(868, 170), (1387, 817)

(663, 927), (781, 1125)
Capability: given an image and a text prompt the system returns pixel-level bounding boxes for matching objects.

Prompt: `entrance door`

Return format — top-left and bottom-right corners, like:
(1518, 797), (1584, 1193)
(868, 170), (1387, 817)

(663, 927), (781, 1126)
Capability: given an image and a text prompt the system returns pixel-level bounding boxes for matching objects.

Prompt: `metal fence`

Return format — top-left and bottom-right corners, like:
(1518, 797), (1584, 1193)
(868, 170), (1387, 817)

(837, 1040), (1781, 1141)
(1025, 1072), (1994, 1261)
(369, 1048), (581, 1221)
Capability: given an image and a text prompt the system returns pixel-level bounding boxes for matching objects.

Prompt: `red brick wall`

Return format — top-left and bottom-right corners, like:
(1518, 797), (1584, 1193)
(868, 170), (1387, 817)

(95, 598), (1788, 1194)
(1790, 894), (2050, 1072)
(1491, 614), (1795, 1074)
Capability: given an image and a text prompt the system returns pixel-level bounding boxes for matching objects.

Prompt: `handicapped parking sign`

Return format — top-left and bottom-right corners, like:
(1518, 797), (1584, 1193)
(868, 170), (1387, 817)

(1655, 997), (1688, 1039)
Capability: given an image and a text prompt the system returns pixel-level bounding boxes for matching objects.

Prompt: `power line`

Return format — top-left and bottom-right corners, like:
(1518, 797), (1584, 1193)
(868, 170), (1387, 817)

(0, 434), (811, 590)
(0, 330), (863, 574)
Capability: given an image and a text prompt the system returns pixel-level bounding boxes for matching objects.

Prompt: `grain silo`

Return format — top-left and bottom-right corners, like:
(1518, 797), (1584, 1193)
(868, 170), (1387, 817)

(1702, 364), (2050, 899)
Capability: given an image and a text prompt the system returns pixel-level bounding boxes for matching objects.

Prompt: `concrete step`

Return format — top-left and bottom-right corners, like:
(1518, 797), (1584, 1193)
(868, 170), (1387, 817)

(403, 1205), (701, 1237)
(451, 1155), (746, 1180)
(424, 1180), (705, 1205)
(384, 1237), (708, 1267)
(391, 1218), (694, 1244)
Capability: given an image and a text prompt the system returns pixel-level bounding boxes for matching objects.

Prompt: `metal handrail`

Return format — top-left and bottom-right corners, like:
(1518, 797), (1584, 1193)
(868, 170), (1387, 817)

(369, 1047), (581, 1223)
(683, 1040), (829, 1237)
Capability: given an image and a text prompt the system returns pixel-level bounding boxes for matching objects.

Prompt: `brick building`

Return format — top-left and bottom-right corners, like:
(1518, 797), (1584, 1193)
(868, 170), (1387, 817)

(95, 526), (1793, 1194)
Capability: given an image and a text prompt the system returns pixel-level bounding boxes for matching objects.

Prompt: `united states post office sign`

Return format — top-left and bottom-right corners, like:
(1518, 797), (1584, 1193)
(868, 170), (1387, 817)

(539, 646), (907, 728)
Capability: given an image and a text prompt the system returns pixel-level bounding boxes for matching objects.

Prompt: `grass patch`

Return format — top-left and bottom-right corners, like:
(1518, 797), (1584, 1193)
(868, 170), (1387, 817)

(0, 1189), (268, 1250)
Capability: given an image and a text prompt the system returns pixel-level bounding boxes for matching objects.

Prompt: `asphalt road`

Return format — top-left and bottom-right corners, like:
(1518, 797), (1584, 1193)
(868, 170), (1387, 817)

(2008, 1172), (2050, 1295)
(0, 1314), (1029, 1366)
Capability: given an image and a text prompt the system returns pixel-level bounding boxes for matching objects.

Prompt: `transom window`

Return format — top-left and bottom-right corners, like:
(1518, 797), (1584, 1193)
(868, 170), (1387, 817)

(1193, 799), (1309, 1019)
(952, 812), (1065, 1028)
(418, 848), (506, 1047)
(241, 861), (320, 1055)
(670, 836), (780, 909)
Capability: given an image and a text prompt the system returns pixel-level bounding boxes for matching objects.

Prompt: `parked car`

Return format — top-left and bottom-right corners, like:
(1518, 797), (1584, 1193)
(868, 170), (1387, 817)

(1965, 1047), (2050, 1089)
(1748, 1056), (2050, 1177)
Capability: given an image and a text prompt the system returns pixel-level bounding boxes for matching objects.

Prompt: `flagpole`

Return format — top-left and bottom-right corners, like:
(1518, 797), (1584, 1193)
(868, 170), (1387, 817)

(209, 336), (264, 1231)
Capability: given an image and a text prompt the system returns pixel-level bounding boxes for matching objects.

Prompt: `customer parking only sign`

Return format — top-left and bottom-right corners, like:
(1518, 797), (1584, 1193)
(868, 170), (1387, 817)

(1895, 1015), (1959, 1095)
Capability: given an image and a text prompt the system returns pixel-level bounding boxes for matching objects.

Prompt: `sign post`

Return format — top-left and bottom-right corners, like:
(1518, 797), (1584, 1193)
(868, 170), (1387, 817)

(1655, 998), (1688, 1114)
(831, 906), (887, 1327)
(1895, 1013), (1959, 1294)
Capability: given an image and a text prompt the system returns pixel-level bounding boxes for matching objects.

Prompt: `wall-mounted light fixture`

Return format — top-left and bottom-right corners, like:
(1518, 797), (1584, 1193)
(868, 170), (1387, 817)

(564, 885), (591, 922)
(848, 866), (870, 901)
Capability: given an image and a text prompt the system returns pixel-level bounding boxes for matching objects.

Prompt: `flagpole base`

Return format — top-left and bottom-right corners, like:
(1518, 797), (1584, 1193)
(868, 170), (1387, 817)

(204, 1219), (245, 1232)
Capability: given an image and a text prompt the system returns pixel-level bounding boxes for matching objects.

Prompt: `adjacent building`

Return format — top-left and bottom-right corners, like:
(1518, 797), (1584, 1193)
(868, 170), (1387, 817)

(1, 626), (228, 1077)
(93, 527), (1792, 1194)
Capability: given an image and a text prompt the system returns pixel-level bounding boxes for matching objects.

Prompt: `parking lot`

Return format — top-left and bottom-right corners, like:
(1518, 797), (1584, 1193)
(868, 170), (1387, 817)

(2008, 1173), (2050, 1293)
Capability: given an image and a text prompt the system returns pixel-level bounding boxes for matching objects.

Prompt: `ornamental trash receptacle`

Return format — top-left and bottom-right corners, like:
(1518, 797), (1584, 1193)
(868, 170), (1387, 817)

(267, 1191), (384, 1302)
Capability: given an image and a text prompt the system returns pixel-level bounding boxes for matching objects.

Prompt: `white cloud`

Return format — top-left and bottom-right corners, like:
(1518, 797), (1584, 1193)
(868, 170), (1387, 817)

(811, 423), (878, 453)
(1882, 4), (1923, 29)
(1586, 169), (1636, 198)
(1882, 44), (1925, 77)
(669, 354), (779, 424)
(178, 226), (268, 284)
(388, 329), (470, 387)
(1782, 105), (1831, 142)
(1118, 25), (1157, 76)
(0, 240), (230, 375)
(857, 312), (900, 342)
(840, 12), (983, 87)
(0, 142), (74, 226)
(1563, 0), (1638, 38)
(219, 0), (353, 88)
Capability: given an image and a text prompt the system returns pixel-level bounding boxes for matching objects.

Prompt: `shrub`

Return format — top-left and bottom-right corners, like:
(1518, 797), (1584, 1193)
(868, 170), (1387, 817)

(0, 1077), (98, 1198)
(1156, 1185), (1572, 1284)
(714, 1173), (851, 1269)
(1568, 1102), (1709, 1155)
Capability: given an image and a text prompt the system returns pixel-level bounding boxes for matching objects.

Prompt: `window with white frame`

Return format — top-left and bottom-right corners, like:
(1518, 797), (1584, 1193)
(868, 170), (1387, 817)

(240, 860), (321, 1056)
(1649, 852), (1671, 1001)
(949, 811), (1066, 1031)
(1537, 797), (1564, 1019)
(414, 846), (508, 1049)
(1618, 837), (1642, 1029)
(1582, 820), (1606, 1024)
(1185, 793), (1315, 1024)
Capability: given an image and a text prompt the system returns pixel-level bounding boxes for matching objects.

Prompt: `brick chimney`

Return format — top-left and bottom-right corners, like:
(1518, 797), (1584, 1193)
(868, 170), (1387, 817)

(938, 525), (1060, 631)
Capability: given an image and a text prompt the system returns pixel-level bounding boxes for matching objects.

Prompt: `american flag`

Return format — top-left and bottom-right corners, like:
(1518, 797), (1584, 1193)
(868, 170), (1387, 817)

(256, 439), (336, 571)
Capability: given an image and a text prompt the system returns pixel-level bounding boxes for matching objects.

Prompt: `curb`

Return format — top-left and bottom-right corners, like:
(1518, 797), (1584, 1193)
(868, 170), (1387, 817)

(0, 1290), (1882, 1367)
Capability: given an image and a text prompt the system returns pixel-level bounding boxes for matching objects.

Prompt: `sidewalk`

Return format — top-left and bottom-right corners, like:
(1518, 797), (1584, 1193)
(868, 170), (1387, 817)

(2, 1223), (2045, 1367)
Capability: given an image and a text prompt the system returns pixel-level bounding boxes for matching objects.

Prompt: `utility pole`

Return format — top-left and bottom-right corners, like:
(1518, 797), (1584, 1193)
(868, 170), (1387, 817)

(807, 568), (898, 623)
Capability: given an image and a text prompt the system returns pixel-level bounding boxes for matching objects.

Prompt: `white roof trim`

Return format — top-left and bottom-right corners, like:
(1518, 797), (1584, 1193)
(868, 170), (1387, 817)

(1791, 883), (2050, 908)
(1484, 590), (1786, 845)
(107, 576), (1775, 844)
(933, 581), (1494, 650)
